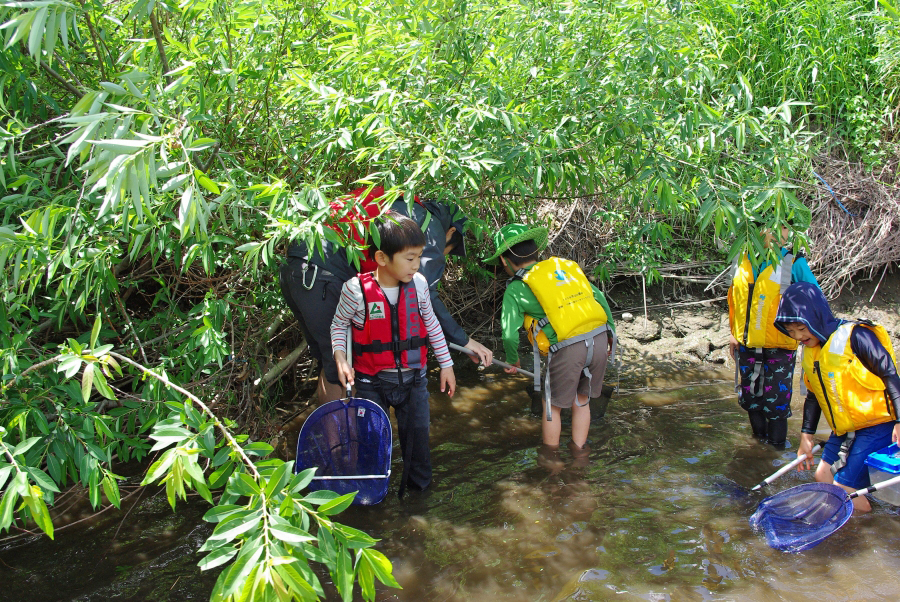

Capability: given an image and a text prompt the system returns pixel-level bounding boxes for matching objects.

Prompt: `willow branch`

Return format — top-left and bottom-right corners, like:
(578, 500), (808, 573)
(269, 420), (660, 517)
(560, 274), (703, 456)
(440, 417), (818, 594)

(1, 355), (65, 395)
(77, 1), (109, 81)
(149, 11), (172, 86)
(39, 60), (83, 99)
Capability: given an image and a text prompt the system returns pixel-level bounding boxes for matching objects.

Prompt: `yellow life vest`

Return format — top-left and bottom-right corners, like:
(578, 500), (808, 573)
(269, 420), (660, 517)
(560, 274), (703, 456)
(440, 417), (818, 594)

(520, 257), (608, 356)
(729, 254), (798, 350)
(802, 322), (897, 436)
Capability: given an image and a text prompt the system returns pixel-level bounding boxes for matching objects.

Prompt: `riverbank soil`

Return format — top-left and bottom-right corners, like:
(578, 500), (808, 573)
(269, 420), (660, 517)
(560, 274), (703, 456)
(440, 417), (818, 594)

(605, 268), (900, 382)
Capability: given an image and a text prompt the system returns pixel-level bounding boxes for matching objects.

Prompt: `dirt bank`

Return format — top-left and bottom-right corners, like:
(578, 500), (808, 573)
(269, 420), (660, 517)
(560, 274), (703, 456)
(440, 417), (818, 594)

(605, 268), (900, 386)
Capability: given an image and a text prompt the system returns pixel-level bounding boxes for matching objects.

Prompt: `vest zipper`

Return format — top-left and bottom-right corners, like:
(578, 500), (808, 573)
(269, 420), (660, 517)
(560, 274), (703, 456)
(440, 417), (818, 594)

(741, 282), (754, 345)
(813, 360), (837, 428)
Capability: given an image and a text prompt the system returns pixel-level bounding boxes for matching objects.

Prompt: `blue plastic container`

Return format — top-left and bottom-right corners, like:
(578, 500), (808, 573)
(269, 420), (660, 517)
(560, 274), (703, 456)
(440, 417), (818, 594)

(865, 443), (900, 505)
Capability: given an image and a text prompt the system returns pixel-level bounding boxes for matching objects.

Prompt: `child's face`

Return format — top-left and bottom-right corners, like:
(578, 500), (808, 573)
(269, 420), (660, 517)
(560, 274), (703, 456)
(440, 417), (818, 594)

(783, 323), (820, 348)
(376, 245), (424, 286)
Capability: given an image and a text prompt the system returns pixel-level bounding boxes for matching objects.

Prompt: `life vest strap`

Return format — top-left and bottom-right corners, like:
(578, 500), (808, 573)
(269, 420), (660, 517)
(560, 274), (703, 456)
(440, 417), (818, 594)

(538, 324), (617, 421)
(831, 430), (856, 475)
(353, 336), (429, 355)
(749, 347), (765, 397)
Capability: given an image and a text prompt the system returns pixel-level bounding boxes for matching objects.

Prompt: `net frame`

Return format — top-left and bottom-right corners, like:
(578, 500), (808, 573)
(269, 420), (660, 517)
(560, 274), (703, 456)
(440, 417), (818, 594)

(749, 482), (853, 552)
(295, 397), (392, 506)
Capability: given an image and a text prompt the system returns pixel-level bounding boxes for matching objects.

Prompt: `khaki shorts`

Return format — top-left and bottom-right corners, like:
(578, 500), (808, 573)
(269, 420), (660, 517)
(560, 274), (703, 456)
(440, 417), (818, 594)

(545, 330), (610, 409)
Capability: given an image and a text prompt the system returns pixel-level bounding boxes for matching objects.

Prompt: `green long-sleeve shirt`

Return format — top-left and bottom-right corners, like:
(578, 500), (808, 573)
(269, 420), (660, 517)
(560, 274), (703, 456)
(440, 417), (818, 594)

(500, 263), (616, 364)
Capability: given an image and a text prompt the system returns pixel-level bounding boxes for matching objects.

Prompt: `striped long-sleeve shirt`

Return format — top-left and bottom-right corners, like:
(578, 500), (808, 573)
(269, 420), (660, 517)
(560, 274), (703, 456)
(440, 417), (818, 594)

(331, 272), (453, 370)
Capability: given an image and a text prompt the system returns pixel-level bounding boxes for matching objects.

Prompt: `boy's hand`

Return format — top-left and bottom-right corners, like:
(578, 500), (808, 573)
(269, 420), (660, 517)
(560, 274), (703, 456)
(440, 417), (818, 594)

(334, 350), (354, 390)
(504, 360), (520, 375)
(729, 335), (739, 358)
(440, 367), (456, 398)
(797, 433), (816, 471)
(464, 338), (493, 367)
(893, 422), (900, 444)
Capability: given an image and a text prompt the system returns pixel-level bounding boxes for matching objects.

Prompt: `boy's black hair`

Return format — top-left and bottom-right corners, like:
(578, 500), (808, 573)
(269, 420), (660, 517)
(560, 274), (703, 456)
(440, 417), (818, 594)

(501, 240), (540, 267)
(369, 210), (426, 259)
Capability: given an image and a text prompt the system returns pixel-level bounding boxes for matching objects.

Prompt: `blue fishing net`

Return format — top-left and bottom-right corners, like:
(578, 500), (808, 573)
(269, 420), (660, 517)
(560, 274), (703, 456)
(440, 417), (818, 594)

(749, 482), (853, 552)
(295, 398), (392, 506)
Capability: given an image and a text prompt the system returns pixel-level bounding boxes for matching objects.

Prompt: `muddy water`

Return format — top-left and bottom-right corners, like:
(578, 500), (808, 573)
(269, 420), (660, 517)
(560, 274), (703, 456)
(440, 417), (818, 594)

(4, 364), (900, 601)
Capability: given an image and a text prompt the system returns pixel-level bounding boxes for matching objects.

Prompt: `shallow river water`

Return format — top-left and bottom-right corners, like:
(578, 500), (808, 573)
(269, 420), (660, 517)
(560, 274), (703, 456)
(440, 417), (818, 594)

(4, 363), (900, 601)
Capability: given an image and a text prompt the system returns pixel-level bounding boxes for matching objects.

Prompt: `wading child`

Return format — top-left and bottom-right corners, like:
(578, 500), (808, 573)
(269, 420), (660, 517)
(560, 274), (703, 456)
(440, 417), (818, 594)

(485, 223), (616, 463)
(727, 228), (820, 448)
(281, 187), (492, 407)
(331, 211), (456, 496)
(774, 282), (900, 513)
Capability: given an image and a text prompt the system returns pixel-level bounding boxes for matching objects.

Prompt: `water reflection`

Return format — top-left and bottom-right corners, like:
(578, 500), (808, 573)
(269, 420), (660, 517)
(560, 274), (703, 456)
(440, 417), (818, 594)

(4, 363), (900, 601)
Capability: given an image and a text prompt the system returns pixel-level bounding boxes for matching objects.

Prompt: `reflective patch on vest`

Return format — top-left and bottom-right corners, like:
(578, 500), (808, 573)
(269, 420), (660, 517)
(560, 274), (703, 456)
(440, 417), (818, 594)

(769, 262), (785, 283)
(368, 301), (387, 320)
(829, 324), (852, 355)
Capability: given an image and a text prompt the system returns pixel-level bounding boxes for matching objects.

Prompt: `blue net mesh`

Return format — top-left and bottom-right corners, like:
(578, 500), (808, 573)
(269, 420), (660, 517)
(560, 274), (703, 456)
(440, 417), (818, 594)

(749, 482), (853, 552)
(295, 398), (392, 506)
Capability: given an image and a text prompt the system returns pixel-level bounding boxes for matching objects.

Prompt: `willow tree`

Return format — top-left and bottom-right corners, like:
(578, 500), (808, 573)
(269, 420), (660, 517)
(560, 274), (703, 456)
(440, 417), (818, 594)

(1, 0), (818, 600)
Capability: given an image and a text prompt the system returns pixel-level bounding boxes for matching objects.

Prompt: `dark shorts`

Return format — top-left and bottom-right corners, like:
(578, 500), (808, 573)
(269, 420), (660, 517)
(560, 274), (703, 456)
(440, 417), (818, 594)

(736, 345), (796, 419)
(821, 421), (895, 490)
(545, 331), (610, 409)
(278, 257), (343, 384)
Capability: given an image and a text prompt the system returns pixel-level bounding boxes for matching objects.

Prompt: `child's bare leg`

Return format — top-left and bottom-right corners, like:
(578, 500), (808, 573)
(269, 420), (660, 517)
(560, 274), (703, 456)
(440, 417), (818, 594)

(571, 394), (591, 448)
(542, 406), (562, 446)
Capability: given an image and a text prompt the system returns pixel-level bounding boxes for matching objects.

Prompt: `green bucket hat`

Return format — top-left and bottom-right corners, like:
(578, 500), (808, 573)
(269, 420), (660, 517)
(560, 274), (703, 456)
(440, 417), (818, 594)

(483, 223), (549, 265)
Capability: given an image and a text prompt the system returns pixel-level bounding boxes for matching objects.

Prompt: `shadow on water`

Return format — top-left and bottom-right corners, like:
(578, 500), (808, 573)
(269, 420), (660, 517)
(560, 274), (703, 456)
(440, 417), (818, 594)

(5, 361), (900, 601)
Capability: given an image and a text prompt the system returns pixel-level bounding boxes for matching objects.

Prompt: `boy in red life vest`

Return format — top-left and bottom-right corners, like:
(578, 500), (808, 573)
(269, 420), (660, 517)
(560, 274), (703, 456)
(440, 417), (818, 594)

(774, 282), (900, 514)
(485, 223), (616, 466)
(280, 187), (492, 406)
(331, 211), (456, 495)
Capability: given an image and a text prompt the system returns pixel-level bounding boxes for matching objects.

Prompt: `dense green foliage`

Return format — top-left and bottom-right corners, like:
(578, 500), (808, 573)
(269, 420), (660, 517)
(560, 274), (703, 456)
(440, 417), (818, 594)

(1, 0), (899, 600)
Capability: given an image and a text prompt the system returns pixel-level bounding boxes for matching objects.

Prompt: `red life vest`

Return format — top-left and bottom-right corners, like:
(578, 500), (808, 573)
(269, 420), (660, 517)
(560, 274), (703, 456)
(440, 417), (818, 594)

(351, 272), (428, 375)
(342, 186), (426, 273)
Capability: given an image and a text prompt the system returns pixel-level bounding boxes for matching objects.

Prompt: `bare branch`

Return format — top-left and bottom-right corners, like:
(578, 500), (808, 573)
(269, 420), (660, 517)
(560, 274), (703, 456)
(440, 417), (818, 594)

(149, 11), (172, 86)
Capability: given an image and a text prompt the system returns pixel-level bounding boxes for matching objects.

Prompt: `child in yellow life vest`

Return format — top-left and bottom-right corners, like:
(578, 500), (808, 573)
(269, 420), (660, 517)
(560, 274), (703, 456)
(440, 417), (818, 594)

(775, 282), (900, 514)
(727, 231), (820, 448)
(485, 223), (616, 463)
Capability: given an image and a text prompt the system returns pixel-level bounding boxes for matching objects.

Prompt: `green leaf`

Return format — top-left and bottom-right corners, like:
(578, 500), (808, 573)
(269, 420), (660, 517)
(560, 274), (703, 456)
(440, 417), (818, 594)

(0, 484), (20, 530)
(89, 138), (151, 153)
(202, 504), (244, 523)
(102, 475), (121, 507)
(317, 492), (356, 516)
(185, 138), (217, 151)
(24, 466), (60, 494)
(359, 548), (401, 588)
(90, 314), (102, 347)
(198, 545), (238, 571)
(219, 541), (265, 599)
(195, 170), (221, 194)
(302, 490), (340, 505)
(12, 436), (41, 458)
(262, 462), (291, 498)
(269, 522), (316, 545)
(81, 362), (94, 402)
